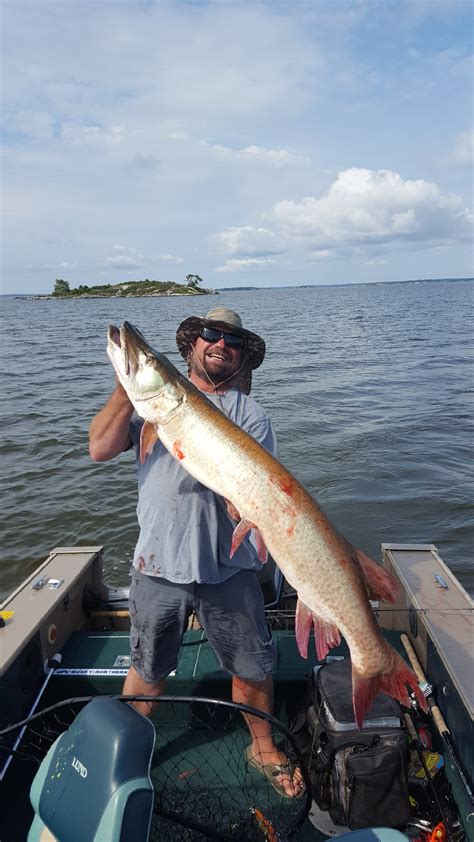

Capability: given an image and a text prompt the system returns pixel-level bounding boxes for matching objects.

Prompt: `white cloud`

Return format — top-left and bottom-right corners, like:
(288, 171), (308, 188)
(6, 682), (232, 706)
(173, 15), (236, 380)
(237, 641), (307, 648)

(270, 168), (472, 250)
(166, 131), (189, 141)
(213, 226), (285, 257)
(105, 254), (142, 269)
(60, 123), (125, 147)
(215, 258), (277, 273)
(103, 247), (183, 270)
(207, 143), (310, 167)
(452, 129), (474, 164)
(154, 254), (184, 264)
(310, 250), (333, 260)
(104, 245), (144, 269)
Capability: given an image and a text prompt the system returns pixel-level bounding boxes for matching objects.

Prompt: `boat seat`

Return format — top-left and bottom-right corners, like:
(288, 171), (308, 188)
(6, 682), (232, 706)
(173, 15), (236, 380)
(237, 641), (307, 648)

(27, 697), (155, 842)
(334, 830), (410, 842)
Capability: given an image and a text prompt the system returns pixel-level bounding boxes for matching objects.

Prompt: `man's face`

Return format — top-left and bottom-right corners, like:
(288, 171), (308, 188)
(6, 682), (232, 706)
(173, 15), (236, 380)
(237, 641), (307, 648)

(191, 330), (242, 383)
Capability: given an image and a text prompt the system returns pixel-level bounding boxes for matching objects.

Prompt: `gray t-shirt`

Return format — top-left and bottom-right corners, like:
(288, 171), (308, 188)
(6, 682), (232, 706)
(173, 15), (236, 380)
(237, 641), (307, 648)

(129, 388), (277, 584)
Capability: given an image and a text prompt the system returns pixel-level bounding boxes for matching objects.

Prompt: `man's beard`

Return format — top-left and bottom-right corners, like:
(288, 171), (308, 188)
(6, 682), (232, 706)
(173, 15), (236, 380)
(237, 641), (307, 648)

(189, 346), (241, 386)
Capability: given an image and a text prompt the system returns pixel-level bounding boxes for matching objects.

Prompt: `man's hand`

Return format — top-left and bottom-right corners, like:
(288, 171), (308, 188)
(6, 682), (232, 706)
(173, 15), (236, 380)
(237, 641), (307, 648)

(89, 384), (134, 461)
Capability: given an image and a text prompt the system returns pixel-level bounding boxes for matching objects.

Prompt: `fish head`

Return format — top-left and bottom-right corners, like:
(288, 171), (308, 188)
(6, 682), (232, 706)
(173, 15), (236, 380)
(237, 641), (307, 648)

(107, 321), (184, 423)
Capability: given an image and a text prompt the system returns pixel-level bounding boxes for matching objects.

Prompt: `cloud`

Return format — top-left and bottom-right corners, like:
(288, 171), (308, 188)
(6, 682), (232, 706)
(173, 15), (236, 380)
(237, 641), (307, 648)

(215, 258), (277, 273)
(58, 261), (78, 270)
(206, 143), (310, 167)
(154, 254), (184, 264)
(452, 128), (474, 164)
(25, 261), (79, 272)
(310, 250), (334, 260)
(104, 245), (144, 269)
(103, 246), (183, 270)
(269, 168), (473, 250)
(60, 123), (125, 147)
(213, 226), (285, 257)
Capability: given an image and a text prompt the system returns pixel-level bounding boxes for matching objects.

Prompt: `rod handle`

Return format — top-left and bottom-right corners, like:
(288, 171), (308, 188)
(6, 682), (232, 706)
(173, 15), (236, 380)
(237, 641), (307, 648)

(401, 633), (450, 737)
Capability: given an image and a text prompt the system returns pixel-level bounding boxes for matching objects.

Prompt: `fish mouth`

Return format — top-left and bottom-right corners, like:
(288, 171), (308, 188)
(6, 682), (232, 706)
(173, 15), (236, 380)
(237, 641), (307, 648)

(108, 321), (162, 381)
(108, 325), (121, 348)
(108, 323), (131, 375)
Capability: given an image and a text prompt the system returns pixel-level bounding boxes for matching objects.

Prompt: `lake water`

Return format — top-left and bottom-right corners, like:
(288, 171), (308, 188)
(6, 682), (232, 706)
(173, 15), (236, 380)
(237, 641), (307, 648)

(1, 279), (473, 600)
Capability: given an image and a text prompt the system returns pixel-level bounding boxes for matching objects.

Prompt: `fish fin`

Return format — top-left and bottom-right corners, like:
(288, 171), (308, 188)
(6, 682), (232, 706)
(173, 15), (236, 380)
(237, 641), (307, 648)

(229, 519), (267, 562)
(230, 519), (253, 558)
(313, 616), (341, 661)
(295, 599), (312, 659)
(253, 528), (268, 563)
(139, 421), (159, 464)
(352, 646), (428, 728)
(296, 600), (341, 661)
(354, 549), (400, 604)
(224, 498), (241, 521)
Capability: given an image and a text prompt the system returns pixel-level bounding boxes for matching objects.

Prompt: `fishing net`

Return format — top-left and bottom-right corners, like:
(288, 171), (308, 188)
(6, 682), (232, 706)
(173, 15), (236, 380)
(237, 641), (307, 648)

(0, 694), (312, 841)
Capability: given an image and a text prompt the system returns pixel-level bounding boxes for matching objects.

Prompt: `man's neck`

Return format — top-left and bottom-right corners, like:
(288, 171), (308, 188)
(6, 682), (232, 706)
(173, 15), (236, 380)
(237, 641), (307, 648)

(189, 371), (230, 394)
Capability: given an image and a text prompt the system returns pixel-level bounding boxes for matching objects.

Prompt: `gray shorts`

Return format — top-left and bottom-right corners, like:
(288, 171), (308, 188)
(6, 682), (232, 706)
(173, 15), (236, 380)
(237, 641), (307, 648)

(128, 568), (275, 684)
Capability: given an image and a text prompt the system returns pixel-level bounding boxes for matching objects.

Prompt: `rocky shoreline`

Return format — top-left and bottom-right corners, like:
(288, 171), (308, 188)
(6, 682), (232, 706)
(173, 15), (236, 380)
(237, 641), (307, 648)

(19, 289), (218, 301)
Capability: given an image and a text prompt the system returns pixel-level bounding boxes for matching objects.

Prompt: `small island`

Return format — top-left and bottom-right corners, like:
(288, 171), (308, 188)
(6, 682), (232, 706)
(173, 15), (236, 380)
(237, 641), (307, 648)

(46, 274), (217, 299)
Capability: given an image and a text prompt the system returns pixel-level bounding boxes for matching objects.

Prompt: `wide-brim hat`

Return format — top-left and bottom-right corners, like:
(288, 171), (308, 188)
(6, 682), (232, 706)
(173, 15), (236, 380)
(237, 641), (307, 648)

(176, 306), (266, 370)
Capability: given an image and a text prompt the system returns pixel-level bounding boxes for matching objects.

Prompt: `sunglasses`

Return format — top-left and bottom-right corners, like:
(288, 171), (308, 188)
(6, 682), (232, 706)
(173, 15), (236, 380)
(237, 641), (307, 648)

(199, 326), (244, 349)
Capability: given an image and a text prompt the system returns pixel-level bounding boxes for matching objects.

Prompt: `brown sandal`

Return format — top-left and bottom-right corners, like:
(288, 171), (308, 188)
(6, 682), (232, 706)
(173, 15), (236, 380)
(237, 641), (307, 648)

(246, 746), (305, 799)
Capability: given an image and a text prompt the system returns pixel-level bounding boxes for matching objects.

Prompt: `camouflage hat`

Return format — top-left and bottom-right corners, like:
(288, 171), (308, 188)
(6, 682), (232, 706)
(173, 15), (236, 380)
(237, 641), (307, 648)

(176, 306), (266, 370)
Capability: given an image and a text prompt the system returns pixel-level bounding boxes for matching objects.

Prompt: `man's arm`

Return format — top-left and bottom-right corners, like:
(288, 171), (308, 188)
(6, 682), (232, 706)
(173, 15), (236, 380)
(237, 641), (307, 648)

(89, 382), (134, 462)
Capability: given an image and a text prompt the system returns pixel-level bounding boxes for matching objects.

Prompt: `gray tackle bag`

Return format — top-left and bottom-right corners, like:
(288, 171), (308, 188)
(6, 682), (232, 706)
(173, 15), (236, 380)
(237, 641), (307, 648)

(301, 658), (410, 830)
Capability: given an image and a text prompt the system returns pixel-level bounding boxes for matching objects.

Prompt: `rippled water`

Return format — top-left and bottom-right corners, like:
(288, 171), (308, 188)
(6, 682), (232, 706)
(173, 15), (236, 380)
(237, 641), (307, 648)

(1, 280), (473, 600)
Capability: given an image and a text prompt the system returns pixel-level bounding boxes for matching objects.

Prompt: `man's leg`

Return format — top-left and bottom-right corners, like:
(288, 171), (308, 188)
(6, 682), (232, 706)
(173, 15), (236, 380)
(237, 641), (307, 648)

(125, 571), (191, 715)
(198, 572), (304, 797)
(232, 674), (304, 797)
(123, 666), (166, 716)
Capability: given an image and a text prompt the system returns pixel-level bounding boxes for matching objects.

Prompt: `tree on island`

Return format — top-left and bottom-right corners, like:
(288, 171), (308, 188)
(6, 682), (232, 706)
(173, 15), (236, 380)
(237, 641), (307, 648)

(53, 279), (70, 295)
(185, 274), (203, 288)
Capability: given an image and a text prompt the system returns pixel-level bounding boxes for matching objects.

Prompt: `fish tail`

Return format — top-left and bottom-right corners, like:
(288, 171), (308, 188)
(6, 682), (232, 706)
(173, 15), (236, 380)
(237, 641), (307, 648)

(352, 645), (428, 728)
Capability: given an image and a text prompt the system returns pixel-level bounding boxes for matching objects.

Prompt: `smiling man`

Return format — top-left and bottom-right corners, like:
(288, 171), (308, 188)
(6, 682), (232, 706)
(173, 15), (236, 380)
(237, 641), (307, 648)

(89, 306), (304, 798)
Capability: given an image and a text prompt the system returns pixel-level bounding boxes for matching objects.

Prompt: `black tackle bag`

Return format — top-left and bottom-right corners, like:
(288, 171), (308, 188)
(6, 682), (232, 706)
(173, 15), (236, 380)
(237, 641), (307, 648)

(303, 659), (409, 830)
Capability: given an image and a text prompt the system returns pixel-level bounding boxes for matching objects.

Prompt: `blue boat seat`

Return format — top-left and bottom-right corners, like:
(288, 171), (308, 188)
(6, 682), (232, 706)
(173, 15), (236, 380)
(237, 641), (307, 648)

(28, 697), (155, 842)
(334, 830), (411, 842)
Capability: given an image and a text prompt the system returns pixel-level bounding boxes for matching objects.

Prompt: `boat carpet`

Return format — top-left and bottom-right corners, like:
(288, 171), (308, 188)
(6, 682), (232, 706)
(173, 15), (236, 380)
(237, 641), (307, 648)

(7, 630), (412, 842)
(46, 628), (408, 724)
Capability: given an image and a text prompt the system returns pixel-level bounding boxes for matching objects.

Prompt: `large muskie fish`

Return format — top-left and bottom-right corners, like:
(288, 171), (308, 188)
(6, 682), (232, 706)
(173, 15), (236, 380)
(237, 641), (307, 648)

(107, 321), (427, 725)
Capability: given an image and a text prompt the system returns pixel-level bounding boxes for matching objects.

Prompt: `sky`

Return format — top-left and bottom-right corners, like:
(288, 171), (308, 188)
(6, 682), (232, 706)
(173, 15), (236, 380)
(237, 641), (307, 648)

(1, 0), (473, 294)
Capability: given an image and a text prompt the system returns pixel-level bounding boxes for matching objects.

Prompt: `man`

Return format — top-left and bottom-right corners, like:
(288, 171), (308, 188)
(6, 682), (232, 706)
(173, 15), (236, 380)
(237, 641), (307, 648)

(89, 306), (303, 798)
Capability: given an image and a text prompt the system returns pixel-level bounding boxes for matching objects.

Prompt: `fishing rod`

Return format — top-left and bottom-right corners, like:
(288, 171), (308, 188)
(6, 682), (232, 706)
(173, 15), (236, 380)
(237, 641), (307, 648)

(0, 653), (62, 781)
(403, 710), (453, 841)
(401, 635), (473, 813)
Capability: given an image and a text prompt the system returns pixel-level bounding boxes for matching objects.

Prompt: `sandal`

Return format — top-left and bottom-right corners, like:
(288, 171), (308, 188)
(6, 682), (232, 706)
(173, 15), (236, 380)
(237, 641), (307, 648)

(246, 746), (305, 799)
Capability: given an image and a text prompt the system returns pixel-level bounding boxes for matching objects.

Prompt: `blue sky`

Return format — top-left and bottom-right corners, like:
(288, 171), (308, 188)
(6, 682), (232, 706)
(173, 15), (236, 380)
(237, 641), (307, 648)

(2, 0), (473, 294)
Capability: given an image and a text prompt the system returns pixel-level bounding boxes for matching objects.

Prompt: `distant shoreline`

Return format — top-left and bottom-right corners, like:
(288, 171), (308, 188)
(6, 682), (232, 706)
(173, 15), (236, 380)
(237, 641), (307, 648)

(3, 276), (472, 299)
(19, 290), (218, 301)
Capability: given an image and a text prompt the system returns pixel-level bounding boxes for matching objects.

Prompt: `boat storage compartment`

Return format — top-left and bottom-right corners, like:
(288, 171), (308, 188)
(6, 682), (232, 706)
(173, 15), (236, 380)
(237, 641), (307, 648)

(381, 544), (473, 790)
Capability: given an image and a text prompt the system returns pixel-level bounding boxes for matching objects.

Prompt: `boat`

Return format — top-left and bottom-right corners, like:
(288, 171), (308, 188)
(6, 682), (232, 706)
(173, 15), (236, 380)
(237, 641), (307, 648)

(0, 543), (472, 841)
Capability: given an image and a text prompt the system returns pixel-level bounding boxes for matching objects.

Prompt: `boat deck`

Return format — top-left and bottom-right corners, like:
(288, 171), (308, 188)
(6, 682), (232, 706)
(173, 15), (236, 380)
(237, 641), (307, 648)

(2, 626), (410, 841)
(2, 544), (472, 840)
